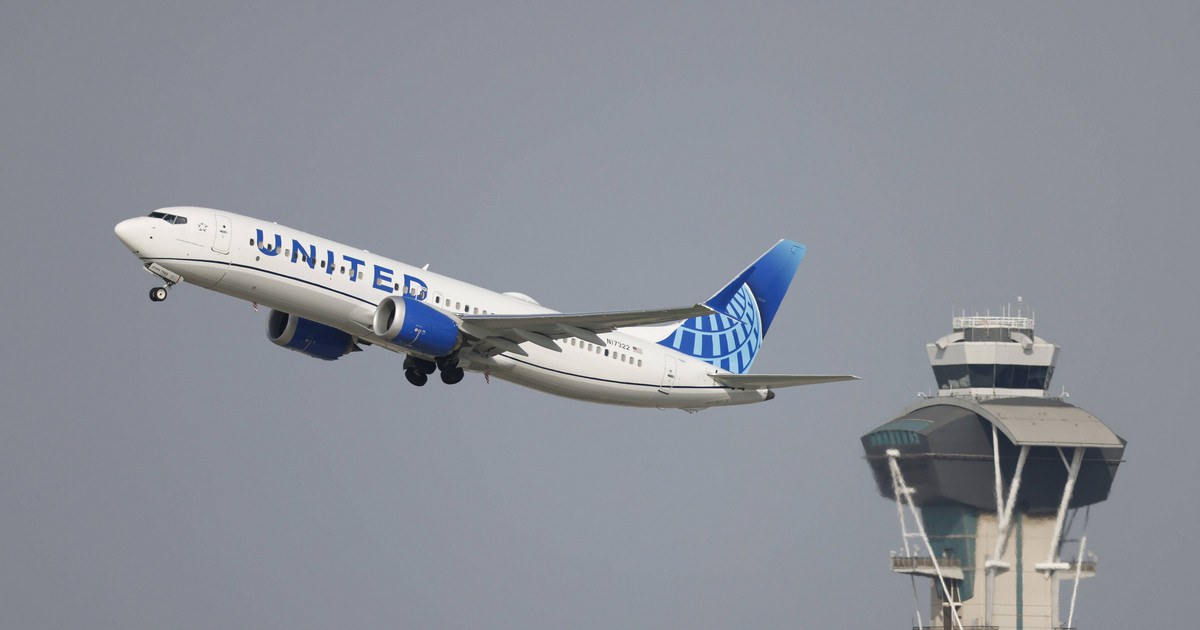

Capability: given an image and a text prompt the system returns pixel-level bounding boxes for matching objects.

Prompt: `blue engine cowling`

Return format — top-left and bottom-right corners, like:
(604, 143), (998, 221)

(267, 310), (357, 361)
(372, 295), (461, 357)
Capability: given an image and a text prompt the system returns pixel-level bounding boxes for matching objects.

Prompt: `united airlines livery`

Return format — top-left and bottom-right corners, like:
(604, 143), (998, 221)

(115, 207), (856, 411)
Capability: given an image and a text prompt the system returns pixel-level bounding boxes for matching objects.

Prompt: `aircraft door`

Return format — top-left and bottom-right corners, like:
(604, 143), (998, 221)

(660, 355), (679, 393)
(212, 214), (232, 254)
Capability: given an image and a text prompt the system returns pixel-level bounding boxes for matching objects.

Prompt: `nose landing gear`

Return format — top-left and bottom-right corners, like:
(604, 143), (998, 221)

(149, 285), (171, 302)
(143, 263), (182, 303)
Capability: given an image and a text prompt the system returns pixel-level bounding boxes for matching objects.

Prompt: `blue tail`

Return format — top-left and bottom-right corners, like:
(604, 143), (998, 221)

(656, 240), (806, 374)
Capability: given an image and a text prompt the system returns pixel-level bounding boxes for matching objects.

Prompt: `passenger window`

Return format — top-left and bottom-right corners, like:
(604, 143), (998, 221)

(637, 359), (643, 367)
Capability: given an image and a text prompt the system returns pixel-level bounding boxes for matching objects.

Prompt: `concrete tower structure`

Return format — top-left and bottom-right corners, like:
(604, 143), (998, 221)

(862, 307), (1125, 630)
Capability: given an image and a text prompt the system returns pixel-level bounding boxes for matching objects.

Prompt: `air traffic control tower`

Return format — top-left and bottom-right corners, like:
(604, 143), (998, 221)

(862, 307), (1125, 630)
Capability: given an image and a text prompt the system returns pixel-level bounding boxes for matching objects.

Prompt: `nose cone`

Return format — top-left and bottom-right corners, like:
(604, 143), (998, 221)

(114, 218), (144, 253)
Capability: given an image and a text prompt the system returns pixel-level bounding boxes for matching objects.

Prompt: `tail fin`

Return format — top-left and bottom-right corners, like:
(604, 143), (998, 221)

(655, 240), (805, 374)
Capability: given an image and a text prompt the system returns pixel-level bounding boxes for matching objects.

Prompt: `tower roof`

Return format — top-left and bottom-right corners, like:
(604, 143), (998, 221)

(907, 397), (1125, 448)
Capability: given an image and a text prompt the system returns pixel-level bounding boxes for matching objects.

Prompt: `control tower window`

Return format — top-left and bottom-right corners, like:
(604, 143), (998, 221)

(934, 364), (1054, 389)
(969, 364), (995, 388)
(933, 365), (970, 389)
(1008, 364), (1028, 388)
(1026, 365), (1053, 389)
(996, 363), (1014, 387)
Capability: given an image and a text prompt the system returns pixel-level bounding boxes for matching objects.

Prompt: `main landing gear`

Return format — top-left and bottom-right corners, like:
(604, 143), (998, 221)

(404, 354), (465, 386)
(438, 355), (465, 385)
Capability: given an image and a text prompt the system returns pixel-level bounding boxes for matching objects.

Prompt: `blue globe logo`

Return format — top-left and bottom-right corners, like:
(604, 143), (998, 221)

(657, 283), (763, 374)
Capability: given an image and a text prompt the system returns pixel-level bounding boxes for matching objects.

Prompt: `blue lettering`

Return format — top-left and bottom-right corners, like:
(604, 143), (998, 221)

(292, 240), (316, 269)
(373, 265), (394, 293)
(403, 274), (429, 300)
(325, 250), (335, 274)
(256, 229), (281, 256)
(343, 255), (365, 281)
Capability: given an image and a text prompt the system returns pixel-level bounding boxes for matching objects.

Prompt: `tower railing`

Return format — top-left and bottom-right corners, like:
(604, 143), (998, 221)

(952, 315), (1033, 329)
(892, 556), (964, 571)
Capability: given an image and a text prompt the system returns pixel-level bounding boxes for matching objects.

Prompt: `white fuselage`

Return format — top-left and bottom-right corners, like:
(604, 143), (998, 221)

(115, 208), (771, 410)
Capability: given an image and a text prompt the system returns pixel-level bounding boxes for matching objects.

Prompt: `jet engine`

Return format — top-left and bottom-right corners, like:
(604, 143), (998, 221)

(372, 295), (462, 357)
(267, 310), (358, 360)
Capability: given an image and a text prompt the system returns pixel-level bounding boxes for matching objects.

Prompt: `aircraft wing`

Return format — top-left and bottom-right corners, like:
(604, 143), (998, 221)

(710, 373), (860, 389)
(460, 303), (714, 357)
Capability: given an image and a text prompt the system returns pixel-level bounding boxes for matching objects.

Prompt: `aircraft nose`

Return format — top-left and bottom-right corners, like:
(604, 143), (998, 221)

(114, 218), (143, 253)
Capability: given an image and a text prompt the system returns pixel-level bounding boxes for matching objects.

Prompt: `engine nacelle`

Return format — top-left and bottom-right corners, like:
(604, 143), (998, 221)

(267, 310), (357, 361)
(372, 295), (461, 357)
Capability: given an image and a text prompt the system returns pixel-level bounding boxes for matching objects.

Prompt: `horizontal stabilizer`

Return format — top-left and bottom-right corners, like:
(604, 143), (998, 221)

(711, 373), (859, 389)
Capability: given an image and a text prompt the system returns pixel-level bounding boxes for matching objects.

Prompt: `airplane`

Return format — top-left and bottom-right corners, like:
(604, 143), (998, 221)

(114, 207), (857, 411)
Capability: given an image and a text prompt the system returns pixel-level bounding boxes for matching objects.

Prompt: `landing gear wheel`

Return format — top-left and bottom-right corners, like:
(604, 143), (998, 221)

(404, 357), (437, 375)
(149, 286), (169, 302)
(405, 369), (428, 387)
(414, 358), (437, 375)
(440, 367), (465, 385)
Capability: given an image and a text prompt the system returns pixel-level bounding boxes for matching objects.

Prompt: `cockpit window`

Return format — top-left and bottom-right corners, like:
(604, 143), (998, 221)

(146, 211), (187, 225)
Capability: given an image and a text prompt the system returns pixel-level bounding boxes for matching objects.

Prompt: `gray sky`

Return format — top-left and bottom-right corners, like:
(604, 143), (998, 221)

(2, 2), (1196, 628)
